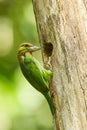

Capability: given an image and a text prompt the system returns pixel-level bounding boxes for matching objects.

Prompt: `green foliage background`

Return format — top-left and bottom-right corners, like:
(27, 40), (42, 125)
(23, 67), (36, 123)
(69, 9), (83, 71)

(0, 0), (53, 130)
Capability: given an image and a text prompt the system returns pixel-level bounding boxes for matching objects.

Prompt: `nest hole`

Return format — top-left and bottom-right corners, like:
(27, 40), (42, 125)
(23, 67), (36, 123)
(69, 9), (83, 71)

(43, 42), (53, 57)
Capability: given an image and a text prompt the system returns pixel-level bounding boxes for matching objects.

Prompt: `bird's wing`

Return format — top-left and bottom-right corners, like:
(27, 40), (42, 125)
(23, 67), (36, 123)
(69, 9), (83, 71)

(24, 56), (49, 92)
(32, 57), (53, 86)
(42, 69), (53, 84)
(31, 56), (53, 86)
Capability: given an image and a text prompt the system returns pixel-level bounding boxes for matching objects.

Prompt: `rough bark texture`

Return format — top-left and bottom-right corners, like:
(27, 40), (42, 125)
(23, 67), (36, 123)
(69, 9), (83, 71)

(32, 0), (87, 130)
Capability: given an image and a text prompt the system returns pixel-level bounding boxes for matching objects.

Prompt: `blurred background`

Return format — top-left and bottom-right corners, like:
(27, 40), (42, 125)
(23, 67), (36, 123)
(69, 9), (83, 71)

(0, 0), (53, 130)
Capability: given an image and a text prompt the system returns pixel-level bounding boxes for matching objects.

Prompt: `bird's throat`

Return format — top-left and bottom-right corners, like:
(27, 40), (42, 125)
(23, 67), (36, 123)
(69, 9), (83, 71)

(18, 50), (32, 62)
(25, 51), (31, 57)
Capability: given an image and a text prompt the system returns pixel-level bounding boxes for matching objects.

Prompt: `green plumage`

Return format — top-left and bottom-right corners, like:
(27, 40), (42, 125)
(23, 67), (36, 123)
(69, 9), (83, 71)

(18, 43), (55, 115)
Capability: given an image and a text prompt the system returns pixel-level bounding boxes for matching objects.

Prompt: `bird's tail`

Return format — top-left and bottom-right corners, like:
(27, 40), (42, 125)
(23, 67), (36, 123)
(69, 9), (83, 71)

(43, 92), (55, 115)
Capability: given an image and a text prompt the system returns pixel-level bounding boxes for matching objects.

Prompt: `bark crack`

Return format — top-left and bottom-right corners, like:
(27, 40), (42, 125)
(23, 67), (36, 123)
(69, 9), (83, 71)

(75, 61), (87, 120)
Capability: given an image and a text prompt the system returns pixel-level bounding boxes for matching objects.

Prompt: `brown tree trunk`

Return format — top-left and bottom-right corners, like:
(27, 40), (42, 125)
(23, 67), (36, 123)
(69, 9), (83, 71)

(32, 0), (87, 130)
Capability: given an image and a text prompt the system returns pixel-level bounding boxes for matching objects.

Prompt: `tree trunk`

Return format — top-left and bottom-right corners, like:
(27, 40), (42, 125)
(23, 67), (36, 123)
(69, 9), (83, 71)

(32, 0), (87, 130)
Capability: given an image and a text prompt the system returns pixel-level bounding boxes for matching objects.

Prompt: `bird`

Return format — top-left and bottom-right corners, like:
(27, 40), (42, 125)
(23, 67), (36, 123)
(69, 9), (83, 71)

(17, 42), (55, 115)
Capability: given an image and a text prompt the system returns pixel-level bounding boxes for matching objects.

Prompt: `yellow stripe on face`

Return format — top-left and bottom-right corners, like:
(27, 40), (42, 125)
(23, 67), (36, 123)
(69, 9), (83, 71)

(18, 46), (25, 52)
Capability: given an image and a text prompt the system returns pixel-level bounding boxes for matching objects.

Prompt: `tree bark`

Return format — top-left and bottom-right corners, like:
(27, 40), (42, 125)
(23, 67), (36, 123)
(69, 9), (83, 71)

(32, 0), (87, 130)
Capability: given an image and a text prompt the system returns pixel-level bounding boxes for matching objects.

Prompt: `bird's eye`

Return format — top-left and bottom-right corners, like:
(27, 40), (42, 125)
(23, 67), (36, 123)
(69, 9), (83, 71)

(25, 44), (29, 47)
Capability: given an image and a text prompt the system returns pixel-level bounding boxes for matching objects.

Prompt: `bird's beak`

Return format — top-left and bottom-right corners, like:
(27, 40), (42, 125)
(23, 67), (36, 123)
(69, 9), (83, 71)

(28, 46), (41, 52)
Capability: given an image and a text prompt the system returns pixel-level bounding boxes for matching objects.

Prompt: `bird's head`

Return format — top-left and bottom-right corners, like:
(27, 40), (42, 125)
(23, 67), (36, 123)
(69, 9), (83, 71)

(18, 43), (41, 57)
